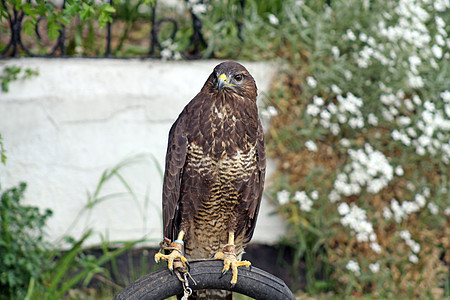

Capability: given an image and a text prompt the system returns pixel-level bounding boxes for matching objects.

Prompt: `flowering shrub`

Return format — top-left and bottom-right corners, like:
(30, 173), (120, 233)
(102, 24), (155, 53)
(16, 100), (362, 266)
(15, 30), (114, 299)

(253, 0), (449, 297)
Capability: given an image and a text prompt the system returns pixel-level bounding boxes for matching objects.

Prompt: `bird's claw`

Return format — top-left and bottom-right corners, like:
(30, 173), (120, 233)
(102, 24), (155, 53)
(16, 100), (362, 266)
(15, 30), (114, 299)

(214, 251), (251, 285)
(154, 240), (188, 275)
(219, 267), (228, 279)
(185, 260), (191, 271)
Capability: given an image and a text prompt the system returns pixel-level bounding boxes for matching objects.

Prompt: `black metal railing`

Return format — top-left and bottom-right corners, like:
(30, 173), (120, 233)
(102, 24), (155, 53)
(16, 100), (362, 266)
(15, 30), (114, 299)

(0, 0), (236, 59)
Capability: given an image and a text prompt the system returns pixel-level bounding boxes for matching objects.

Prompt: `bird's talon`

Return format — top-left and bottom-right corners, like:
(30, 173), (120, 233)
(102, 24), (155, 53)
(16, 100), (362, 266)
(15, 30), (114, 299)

(186, 260), (191, 271)
(215, 250), (251, 285)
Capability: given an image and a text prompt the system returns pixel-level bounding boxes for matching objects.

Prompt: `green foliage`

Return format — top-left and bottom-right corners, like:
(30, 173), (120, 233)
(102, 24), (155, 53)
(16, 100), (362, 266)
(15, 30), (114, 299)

(0, 183), (53, 300)
(240, 0), (449, 297)
(0, 133), (6, 164)
(0, 154), (157, 298)
(0, 66), (39, 92)
(0, 0), (115, 41)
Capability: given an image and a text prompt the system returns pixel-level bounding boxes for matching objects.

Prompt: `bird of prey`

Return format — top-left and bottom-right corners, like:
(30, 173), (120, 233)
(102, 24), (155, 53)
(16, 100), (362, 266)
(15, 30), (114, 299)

(155, 61), (266, 298)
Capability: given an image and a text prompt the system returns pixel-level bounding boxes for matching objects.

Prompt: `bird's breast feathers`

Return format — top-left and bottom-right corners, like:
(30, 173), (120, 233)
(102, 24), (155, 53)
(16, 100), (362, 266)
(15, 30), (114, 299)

(187, 141), (257, 179)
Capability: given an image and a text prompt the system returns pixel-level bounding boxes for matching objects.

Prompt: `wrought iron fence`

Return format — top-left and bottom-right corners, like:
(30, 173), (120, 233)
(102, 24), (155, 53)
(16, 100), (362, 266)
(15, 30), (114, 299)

(0, 0), (243, 59)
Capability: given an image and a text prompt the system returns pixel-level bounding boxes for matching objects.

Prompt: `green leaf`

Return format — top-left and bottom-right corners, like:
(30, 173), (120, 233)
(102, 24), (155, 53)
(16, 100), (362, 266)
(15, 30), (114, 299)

(100, 3), (116, 14)
(47, 22), (61, 40)
(23, 19), (34, 36)
(21, 3), (34, 16)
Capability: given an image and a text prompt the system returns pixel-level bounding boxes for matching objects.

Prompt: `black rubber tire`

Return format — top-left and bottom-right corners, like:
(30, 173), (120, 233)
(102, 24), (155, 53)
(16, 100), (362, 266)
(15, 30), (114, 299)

(114, 260), (295, 300)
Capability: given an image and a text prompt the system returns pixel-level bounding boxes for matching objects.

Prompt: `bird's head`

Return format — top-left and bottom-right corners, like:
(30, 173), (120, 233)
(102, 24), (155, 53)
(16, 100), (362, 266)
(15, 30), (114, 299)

(206, 61), (257, 100)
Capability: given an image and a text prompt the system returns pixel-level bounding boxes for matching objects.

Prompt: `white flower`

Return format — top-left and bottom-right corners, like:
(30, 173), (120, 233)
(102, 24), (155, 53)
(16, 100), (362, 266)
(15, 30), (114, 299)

(408, 55), (421, 73)
(416, 146), (426, 155)
(337, 93), (363, 114)
(406, 127), (417, 137)
(320, 118), (330, 128)
(339, 203), (377, 244)
(192, 3), (207, 15)
(414, 194), (426, 207)
(369, 262), (380, 273)
(261, 106), (278, 119)
(306, 76), (317, 88)
(441, 90), (450, 103)
(370, 242), (382, 253)
(340, 138), (351, 147)
(402, 201), (419, 214)
(423, 187), (430, 197)
(399, 230), (411, 240)
(306, 104), (320, 116)
(294, 191), (313, 212)
(410, 242), (420, 253)
(431, 45), (443, 59)
(435, 34), (445, 46)
(383, 207), (392, 219)
(346, 260), (360, 275)
(305, 140), (318, 152)
(424, 101), (435, 112)
(299, 199), (313, 212)
(344, 70), (352, 80)
(331, 46), (340, 58)
(382, 109), (394, 121)
(348, 116), (364, 129)
(328, 190), (340, 203)
(337, 202), (350, 215)
(310, 190), (319, 200)
(404, 99), (414, 111)
(277, 190), (290, 205)
(427, 202), (439, 215)
(395, 166), (404, 176)
(161, 48), (172, 61)
(368, 113), (378, 126)
(380, 93), (396, 105)
(331, 84), (342, 94)
(412, 95), (422, 105)
(268, 14), (279, 25)
(330, 123), (340, 135)
(409, 254), (419, 264)
(346, 29), (356, 41)
(408, 73), (424, 89)
(444, 207), (450, 216)
(313, 96), (324, 106)
(327, 103), (338, 114)
(173, 52), (182, 60)
(406, 182), (415, 191)
(320, 110), (331, 120)
(359, 32), (368, 42)
(398, 116), (411, 126)
(391, 199), (405, 223)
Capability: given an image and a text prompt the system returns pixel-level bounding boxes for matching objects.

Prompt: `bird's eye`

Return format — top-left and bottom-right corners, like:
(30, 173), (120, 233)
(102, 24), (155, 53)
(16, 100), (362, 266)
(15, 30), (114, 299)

(234, 74), (243, 81)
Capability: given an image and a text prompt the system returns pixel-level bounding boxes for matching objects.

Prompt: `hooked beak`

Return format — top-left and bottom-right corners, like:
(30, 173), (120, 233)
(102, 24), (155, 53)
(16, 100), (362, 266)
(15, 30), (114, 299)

(217, 73), (227, 93)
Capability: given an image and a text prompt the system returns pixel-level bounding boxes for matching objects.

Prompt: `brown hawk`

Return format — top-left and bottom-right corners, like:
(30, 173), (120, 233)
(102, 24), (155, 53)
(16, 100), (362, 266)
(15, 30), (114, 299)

(155, 61), (266, 298)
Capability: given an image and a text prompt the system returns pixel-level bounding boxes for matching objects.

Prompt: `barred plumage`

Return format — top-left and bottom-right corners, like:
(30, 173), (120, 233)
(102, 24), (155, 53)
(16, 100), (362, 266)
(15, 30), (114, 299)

(160, 61), (266, 299)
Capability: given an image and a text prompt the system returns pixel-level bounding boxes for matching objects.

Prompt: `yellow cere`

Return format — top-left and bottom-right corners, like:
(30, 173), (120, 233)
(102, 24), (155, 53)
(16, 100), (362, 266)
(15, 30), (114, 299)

(218, 74), (227, 82)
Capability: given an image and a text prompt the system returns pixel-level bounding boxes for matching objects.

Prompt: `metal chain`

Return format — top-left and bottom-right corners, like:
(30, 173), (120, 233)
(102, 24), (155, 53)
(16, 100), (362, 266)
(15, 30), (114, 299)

(181, 273), (193, 300)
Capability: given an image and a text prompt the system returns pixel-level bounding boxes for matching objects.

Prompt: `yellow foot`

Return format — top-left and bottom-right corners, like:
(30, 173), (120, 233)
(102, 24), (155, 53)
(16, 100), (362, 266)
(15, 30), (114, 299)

(154, 239), (189, 273)
(213, 246), (251, 285)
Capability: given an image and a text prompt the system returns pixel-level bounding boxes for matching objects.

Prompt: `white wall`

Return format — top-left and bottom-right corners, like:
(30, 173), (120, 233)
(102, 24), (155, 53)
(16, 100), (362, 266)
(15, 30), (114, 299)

(0, 58), (285, 248)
